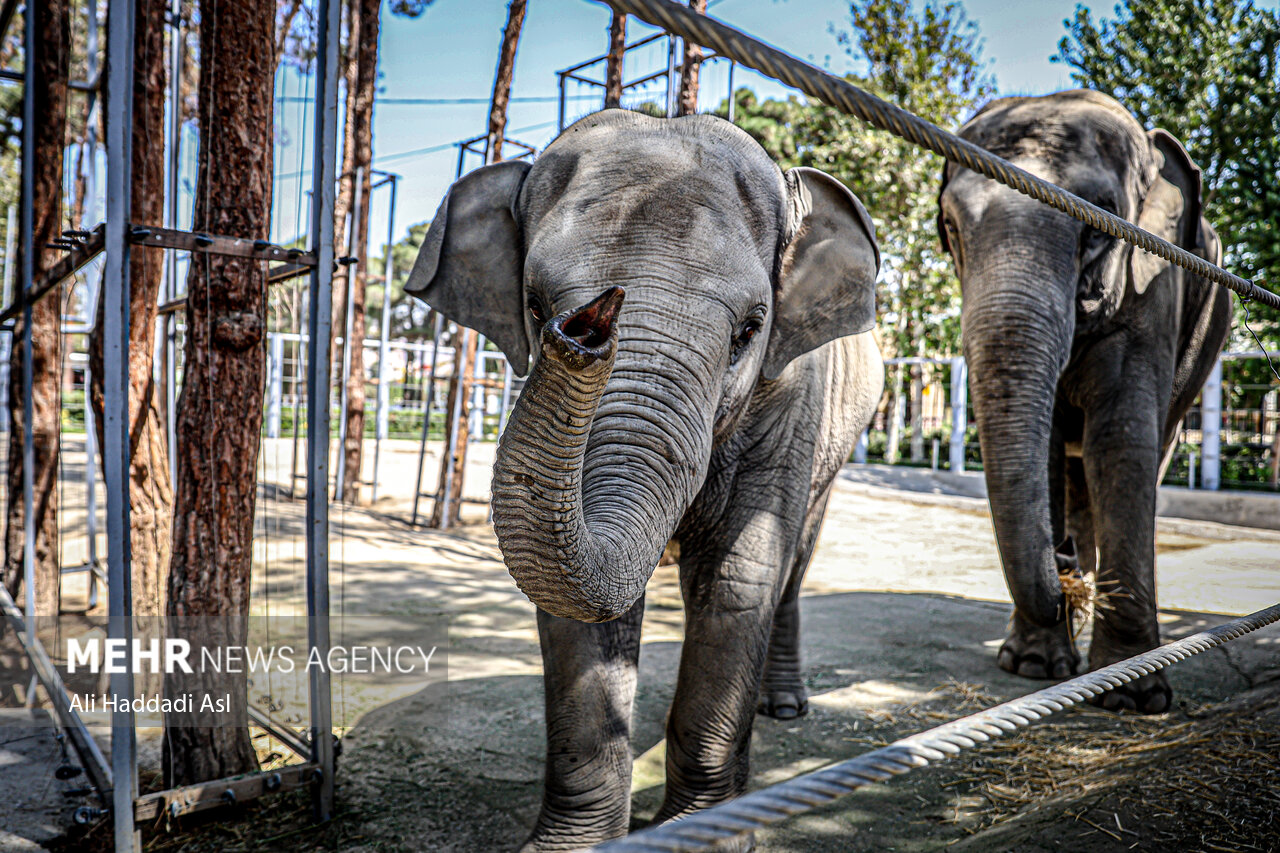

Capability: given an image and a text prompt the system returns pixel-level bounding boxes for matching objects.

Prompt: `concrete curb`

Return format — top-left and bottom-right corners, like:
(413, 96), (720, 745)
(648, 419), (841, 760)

(838, 464), (1280, 542)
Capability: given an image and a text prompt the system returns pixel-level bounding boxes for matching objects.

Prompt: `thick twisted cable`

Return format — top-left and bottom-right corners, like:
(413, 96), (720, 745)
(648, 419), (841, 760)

(592, 601), (1280, 852)
(599, 0), (1280, 312)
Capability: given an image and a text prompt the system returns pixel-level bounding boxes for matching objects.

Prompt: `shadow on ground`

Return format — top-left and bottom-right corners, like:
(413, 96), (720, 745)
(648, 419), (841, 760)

(260, 591), (1277, 853)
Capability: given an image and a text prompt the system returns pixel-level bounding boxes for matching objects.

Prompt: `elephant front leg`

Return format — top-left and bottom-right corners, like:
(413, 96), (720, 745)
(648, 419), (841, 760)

(522, 599), (644, 852)
(656, 552), (783, 852)
(997, 435), (1081, 680)
(758, 488), (831, 719)
(1081, 398), (1169, 714)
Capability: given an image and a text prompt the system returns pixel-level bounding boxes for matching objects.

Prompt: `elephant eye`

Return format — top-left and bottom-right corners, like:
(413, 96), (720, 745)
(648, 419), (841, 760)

(527, 294), (548, 324)
(731, 315), (764, 364)
(1081, 225), (1112, 265)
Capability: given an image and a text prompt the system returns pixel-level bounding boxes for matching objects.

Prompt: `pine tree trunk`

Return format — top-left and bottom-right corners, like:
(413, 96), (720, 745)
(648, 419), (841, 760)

(429, 330), (478, 528)
(330, 0), (358, 382)
(604, 12), (626, 108)
(677, 0), (706, 116)
(3, 0), (69, 632)
(340, 0), (381, 504)
(163, 0), (274, 786)
(433, 0), (526, 526)
(87, 0), (172, 698)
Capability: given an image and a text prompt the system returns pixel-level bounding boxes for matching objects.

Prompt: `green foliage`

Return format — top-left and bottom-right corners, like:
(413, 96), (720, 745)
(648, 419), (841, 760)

(1055, 0), (1280, 357)
(729, 0), (993, 358)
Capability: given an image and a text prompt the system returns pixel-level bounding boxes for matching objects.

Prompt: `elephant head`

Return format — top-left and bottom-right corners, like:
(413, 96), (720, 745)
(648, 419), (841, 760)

(936, 90), (1207, 628)
(406, 110), (878, 622)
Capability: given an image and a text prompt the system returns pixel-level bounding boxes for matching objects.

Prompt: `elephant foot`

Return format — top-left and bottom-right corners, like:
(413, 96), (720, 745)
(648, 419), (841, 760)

(996, 612), (1080, 680)
(757, 688), (809, 720)
(519, 828), (624, 853)
(1089, 670), (1172, 714)
(1087, 637), (1172, 714)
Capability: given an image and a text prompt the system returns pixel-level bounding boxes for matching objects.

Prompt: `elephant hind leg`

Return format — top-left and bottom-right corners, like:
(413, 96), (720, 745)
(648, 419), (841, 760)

(757, 487), (832, 720)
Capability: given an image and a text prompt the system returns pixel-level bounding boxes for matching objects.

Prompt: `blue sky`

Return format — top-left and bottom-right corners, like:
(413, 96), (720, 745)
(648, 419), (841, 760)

(270, 0), (1101, 251)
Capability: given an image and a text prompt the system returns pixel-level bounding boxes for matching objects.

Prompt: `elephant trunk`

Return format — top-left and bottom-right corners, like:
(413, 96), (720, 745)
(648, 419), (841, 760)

(492, 286), (702, 623)
(962, 222), (1076, 628)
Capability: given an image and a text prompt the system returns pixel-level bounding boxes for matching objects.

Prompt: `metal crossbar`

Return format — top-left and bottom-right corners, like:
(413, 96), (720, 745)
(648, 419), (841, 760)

(592, 601), (1280, 851)
(600, 0), (1280, 312)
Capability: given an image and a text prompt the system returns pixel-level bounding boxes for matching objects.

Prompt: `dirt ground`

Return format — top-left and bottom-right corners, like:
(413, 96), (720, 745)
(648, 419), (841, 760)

(3, 438), (1279, 852)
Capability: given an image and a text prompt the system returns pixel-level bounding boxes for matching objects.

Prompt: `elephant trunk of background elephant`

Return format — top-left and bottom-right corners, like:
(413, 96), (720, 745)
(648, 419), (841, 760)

(962, 215), (1076, 628)
(492, 286), (707, 622)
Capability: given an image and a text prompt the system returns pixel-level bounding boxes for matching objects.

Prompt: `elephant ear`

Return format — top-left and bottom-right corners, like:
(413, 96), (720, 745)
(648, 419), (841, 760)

(404, 159), (533, 376)
(1129, 129), (1202, 296)
(763, 167), (880, 380)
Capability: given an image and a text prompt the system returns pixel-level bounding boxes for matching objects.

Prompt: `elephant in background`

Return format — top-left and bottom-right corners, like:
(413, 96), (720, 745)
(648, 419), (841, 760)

(937, 90), (1231, 713)
(405, 110), (883, 850)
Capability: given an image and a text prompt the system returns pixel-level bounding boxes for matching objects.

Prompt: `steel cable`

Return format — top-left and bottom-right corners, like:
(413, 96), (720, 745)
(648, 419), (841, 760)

(592, 601), (1280, 851)
(600, 0), (1280, 311)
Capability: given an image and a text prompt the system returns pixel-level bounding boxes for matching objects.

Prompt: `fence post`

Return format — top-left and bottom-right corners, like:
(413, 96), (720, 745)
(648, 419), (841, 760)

(267, 332), (283, 438)
(949, 356), (967, 472)
(1201, 358), (1222, 491)
(853, 428), (868, 464)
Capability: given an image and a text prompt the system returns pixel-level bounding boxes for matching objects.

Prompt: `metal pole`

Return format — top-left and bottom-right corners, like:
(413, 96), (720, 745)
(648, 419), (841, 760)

(267, 332), (283, 438)
(104, 0), (139, 846)
(470, 334), (486, 438)
(411, 311), (444, 525)
(19, 0), (36, 656)
(164, 0), (182, 486)
(306, 0), (340, 820)
(1201, 358), (1222, 491)
(497, 362), (513, 435)
(372, 177), (396, 503)
(726, 59), (735, 123)
(665, 34), (678, 118)
(335, 167), (361, 501)
(2, 203), (13, 307)
(853, 429), (868, 464)
(557, 72), (567, 132)
(83, 364), (100, 609)
(949, 356), (967, 473)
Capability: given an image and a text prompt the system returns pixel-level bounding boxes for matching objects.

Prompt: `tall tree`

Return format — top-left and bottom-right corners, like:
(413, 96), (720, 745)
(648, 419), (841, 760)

(88, 0), (173, 691)
(733, 0), (992, 362)
(4, 0), (69, 631)
(604, 11), (626, 108)
(677, 0), (706, 116)
(1056, 0), (1280, 483)
(432, 0), (527, 527)
(164, 0), (275, 786)
(1056, 0), (1280, 347)
(339, 0), (382, 504)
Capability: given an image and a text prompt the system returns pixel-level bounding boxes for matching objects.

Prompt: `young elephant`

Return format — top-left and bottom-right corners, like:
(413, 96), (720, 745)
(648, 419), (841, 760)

(405, 110), (882, 849)
(937, 90), (1231, 713)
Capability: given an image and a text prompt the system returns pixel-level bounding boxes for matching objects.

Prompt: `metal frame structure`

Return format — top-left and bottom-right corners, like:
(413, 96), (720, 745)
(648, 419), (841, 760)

(555, 30), (737, 131)
(0, 0), (342, 848)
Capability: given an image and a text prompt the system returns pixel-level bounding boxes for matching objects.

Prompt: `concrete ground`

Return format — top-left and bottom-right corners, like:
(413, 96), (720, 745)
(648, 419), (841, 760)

(2, 439), (1278, 851)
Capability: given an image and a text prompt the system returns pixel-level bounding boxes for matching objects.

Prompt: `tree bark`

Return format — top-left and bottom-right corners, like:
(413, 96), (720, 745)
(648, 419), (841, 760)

(4, 0), (68, 632)
(340, 0), (381, 504)
(330, 0), (358, 381)
(429, 329), (478, 528)
(676, 0), (706, 116)
(432, 0), (526, 526)
(604, 12), (625, 108)
(163, 0), (274, 786)
(486, 0), (527, 159)
(87, 0), (172, 697)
